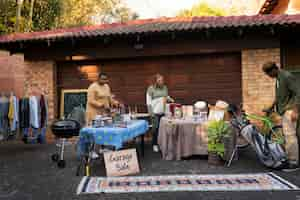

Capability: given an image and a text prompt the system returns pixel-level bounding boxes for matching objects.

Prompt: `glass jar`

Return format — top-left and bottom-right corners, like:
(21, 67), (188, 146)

(174, 107), (182, 119)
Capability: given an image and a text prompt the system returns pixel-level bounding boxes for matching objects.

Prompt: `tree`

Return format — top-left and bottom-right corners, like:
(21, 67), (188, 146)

(0, 0), (61, 34)
(177, 2), (237, 17)
(0, 0), (138, 35)
(59, 0), (138, 27)
(0, 0), (16, 34)
(30, 0), (61, 31)
(27, 0), (35, 31)
(16, 0), (24, 32)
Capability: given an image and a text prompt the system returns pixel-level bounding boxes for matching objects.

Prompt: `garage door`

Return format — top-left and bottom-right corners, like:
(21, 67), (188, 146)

(57, 53), (241, 111)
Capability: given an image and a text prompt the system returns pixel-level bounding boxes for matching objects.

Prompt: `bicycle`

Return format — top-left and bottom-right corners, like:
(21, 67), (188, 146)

(227, 105), (286, 168)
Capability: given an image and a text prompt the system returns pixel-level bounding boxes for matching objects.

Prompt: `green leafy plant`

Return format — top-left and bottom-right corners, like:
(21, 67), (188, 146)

(207, 120), (231, 158)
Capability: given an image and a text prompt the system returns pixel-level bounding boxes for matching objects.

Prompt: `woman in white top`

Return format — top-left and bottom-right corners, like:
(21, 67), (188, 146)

(146, 74), (173, 152)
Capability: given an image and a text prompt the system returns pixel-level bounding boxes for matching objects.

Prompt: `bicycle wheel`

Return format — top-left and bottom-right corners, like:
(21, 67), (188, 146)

(237, 135), (250, 149)
(252, 126), (285, 169)
(251, 132), (275, 168)
(232, 126), (250, 149)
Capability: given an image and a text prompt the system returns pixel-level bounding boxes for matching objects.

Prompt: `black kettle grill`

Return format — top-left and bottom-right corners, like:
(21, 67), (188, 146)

(51, 119), (81, 168)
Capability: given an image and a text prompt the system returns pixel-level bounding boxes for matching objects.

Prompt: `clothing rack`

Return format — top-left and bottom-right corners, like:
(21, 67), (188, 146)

(0, 92), (48, 144)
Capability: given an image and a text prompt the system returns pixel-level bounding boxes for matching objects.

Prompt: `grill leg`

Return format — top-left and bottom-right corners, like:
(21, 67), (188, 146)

(60, 138), (66, 161)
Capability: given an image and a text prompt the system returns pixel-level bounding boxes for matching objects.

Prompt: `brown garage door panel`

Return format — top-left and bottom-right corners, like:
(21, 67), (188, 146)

(57, 53), (241, 108)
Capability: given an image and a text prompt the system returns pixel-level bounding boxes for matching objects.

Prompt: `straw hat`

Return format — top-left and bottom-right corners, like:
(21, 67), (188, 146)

(194, 101), (207, 110)
(215, 100), (229, 109)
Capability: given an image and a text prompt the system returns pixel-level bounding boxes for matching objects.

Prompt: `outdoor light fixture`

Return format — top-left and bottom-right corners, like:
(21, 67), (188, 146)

(134, 43), (144, 50)
(133, 35), (143, 50)
(47, 39), (51, 47)
(71, 55), (91, 61)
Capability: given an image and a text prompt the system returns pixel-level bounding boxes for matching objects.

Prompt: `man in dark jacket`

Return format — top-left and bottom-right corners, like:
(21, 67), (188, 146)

(262, 62), (300, 171)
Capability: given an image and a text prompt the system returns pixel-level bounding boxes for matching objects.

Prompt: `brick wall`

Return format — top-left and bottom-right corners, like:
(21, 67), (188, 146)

(0, 50), (25, 96)
(242, 48), (280, 115)
(24, 60), (56, 121)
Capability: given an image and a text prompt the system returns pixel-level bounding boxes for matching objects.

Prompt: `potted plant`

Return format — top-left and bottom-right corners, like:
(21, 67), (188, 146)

(207, 120), (231, 165)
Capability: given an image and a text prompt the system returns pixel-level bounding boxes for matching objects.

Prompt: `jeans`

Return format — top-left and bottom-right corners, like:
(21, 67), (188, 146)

(152, 114), (164, 146)
(23, 127), (47, 144)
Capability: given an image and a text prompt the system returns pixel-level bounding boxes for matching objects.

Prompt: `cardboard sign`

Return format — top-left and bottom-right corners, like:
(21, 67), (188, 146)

(104, 148), (140, 177)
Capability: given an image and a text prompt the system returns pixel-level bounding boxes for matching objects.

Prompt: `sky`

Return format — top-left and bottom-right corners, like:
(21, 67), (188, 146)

(124, 0), (262, 19)
(124, 0), (199, 19)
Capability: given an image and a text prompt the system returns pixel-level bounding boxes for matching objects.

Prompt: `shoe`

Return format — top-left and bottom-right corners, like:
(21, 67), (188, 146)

(91, 151), (99, 159)
(153, 145), (159, 152)
(99, 148), (111, 154)
(281, 164), (300, 172)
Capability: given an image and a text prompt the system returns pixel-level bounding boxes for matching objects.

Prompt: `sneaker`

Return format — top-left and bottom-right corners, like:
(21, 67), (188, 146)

(99, 147), (112, 154)
(153, 145), (159, 152)
(281, 164), (300, 172)
(91, 151), (99, 159)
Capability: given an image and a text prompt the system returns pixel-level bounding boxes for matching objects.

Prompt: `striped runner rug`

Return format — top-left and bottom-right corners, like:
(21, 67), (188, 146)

(77, 172), (298, 194)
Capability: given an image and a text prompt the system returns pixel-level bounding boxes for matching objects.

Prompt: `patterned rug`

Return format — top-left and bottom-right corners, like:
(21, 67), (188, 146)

(77, 173), (298, 194)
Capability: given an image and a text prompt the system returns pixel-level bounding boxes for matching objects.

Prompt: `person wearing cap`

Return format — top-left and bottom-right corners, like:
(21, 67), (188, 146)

(86, 72), (119, 126)
(262, 61), (300, 171)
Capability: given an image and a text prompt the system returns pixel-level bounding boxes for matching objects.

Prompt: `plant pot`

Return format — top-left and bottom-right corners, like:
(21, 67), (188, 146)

(208, 152), (223, 165)
(222, 133), (236, 162)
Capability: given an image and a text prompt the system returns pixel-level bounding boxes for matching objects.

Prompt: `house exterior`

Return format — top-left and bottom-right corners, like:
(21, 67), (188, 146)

(0, 15), (300, 126)
(259, 0), (300, 14)
(259, 1), (300, 80)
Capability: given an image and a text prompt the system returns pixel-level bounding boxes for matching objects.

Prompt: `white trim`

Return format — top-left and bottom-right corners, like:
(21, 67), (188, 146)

(76, 176), (88, 195)
(268, 172), (299, 190)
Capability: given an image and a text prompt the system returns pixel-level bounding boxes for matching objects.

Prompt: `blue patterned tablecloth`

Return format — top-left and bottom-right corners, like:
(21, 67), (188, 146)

(78, 120), (149, 155)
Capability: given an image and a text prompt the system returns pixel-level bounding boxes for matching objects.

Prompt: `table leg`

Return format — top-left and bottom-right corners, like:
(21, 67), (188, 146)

(140, 134), (144, 157)
(134, 136), (144, 158)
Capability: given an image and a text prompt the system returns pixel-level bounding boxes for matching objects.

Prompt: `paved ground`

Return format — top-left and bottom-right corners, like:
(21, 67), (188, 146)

(0, 141), (300, 200)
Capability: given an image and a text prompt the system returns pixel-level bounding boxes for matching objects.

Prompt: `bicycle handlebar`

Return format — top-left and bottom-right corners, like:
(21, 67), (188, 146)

(245, 113), (274, 129)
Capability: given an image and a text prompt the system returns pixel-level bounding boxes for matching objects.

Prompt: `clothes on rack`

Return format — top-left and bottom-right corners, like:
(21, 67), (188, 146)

(8, 96), (14, 127)
(8, 95), (19, 131)
(0, 95), (9, 134)
(0, 93), (48, 143)
(30, 96), (40, 129)
(23, 127), (47, 144)
(40, 95), (48, 128)
(19, 98), (30, 128)
(27, 95), (48, 143)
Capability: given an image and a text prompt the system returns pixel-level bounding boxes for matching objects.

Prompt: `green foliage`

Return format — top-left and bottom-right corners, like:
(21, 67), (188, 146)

(207, 120), (230, 158)
(0, 0), (138, 35)
(31, 0), (61, 31)
(177, 2), (237, 17)
(0, 0), (17, 34)
(58, 0), (138, 27)
(208, 143), (225, 157)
